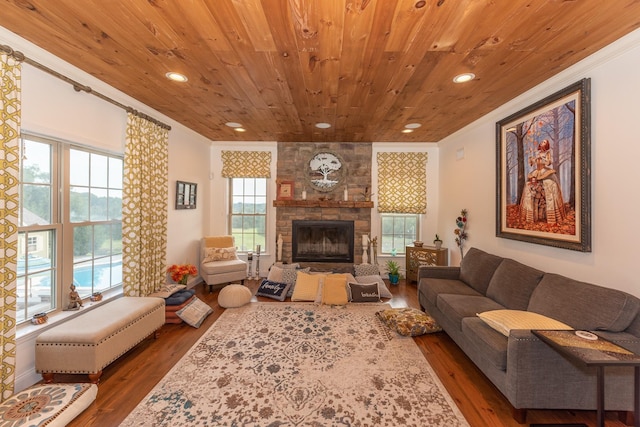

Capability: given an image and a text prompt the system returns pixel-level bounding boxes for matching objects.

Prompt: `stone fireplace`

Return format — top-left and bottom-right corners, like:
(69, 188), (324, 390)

(275, 142), (372, 269)
(292, 220), (354, 263)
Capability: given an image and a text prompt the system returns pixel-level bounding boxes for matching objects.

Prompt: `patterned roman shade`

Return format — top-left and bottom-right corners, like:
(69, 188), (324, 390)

(221, 151), (272, 178)
(377, 152), (428, 214)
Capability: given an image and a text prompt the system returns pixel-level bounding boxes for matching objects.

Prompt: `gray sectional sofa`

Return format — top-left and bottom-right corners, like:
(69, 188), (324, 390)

(417, 247), (640, 423)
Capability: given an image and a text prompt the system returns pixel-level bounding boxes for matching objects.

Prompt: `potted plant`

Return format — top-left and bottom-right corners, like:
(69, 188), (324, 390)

(386, 259), (401, 285)
(433, 234), (443, 249)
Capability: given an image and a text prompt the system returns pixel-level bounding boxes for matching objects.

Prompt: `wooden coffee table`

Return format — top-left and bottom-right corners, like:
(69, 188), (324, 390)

(532, 329), (640, 427)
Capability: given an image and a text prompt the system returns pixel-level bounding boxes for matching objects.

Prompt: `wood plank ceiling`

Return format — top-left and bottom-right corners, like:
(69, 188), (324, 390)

(1, 0), (639, 143)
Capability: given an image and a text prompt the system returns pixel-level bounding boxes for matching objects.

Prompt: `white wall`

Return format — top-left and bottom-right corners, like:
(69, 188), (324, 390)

(438, 28), (640, 297)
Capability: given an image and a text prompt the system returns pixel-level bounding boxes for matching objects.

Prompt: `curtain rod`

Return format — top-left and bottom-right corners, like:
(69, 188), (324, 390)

(1, 43), (171, 130)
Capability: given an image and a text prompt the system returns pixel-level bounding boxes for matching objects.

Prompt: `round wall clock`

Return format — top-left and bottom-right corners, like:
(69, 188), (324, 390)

(305, 151), (346, 193)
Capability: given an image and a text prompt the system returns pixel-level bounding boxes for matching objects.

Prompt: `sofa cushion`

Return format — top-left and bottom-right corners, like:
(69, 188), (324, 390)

(459, 247), (504, 295)
(486, 258), (544, 310)
(528, 273), (640, 332)
(462, 317), (508, 371)
(436, 294), (504, 331)
(419, 278), (482, 307)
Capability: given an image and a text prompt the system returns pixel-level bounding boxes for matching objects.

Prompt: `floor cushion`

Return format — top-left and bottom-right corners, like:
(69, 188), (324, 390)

(218, 284), (252, 308)
(376, 307), (442, 336)
(0, 383), (97, 427)
(176, 297), (213, 328)
(165, 288), (195, 306)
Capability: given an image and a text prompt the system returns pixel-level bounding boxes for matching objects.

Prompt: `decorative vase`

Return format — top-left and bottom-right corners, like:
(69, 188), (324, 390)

(434, 241), (442, 249)
(389, 274), (400, 285)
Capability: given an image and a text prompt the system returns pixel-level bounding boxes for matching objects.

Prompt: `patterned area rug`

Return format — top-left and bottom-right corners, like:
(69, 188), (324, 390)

(121, 303), (468, 426)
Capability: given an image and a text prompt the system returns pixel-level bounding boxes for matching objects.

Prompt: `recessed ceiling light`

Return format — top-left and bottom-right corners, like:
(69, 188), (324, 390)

(401, 129), (414, 134)
(453, 73), (475, 83)
(165, 72), (188, 82)
(225, 122), (243, 128)
(315, 122), (331, 129)
(404, 123), (422, 129)
(234, 127), (247, 132)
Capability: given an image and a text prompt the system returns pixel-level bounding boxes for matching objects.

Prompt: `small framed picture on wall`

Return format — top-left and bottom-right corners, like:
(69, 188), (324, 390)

(176, 180), (197, 209)
(277, 181), (294, 200)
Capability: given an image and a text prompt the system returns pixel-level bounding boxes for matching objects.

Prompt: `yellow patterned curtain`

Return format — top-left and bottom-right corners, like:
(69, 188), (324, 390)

(377, 152), (428, 214)
(122, 113), (169, 296)
(221, 151), (272, 178)
(0, 53), (20, 400)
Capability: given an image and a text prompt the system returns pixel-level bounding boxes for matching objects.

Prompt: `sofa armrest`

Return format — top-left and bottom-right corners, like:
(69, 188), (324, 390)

(418, 266), (460, 281)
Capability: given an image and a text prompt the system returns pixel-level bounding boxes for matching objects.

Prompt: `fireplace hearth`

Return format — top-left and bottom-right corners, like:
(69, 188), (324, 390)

(292, 220), (354, 263)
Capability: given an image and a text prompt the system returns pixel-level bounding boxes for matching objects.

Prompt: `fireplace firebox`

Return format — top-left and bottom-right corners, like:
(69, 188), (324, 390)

(292, 220), (354, 263)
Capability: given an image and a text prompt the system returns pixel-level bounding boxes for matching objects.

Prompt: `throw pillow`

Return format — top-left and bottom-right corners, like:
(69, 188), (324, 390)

(176, 297), (213, 328)
(283, 267), (311, 297)
(0, 383), (98, 427)
(348, 282), (380, 302)
(291, 272), (323, 301)
(148, 283), (186, 298)
(354, 264), (380, 276)
(218, 284), (252, 308)
(256, 279), (291, 302)
(355, 275), (392, 298)
(477, 309), (573, 337)
(376, 307), (442, 336)
(267, 263), (301, 283)
(203, 247), (238, 263)
(322, 274), (349, 306)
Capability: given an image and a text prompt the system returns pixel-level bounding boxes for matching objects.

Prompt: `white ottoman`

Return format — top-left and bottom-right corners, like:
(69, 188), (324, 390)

(218, 284), (252, 308)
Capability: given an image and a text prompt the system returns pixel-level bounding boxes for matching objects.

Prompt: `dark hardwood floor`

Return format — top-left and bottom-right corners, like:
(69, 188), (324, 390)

(60, 278), (626, 426)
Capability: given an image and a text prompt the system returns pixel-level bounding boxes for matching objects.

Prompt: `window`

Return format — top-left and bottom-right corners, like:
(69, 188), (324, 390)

(230, 178), (267, 253)
(17, 138), (57, 323)
(380, 214), (419, 255)
(16, 135), (123, 324)
(69, 148), (123, 297)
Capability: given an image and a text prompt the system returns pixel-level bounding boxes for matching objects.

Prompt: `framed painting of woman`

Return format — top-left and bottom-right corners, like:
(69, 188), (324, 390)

(496, 79), (591, 252)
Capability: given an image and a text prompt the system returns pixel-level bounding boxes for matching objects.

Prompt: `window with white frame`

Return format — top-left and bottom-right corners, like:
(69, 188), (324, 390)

(69, 148), (123, 297)
(229, 178), (267, 253)
(16, 135), (123, 324)
(380, 214), (419, 255)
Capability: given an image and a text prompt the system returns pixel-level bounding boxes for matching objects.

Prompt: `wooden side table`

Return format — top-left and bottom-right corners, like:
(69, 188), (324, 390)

(405, 246), (448, 284)
(532, 329), (640, 427)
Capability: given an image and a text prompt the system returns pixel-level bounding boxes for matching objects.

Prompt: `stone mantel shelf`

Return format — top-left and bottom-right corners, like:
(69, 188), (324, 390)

(273, 200), (374, 209)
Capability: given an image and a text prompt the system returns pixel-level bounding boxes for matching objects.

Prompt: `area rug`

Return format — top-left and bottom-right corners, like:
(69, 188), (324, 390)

(120, 303), (468, 426)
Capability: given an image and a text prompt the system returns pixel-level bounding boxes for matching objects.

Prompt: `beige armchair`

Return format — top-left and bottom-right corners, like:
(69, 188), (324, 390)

(200, 236), (246, 293)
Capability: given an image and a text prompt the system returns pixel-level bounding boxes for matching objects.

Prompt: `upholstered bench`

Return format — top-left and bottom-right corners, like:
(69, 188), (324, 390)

(35, 297), (165, 383)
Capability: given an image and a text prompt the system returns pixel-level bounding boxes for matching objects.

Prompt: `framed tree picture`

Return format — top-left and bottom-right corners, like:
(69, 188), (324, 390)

(176, 180), (197, 209)
(496, 78), (591, 252)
